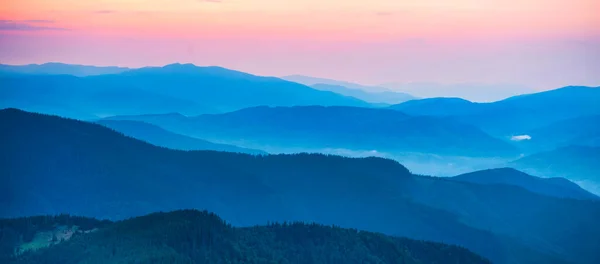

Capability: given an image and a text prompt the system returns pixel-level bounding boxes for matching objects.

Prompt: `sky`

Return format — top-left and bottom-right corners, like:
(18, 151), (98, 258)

(1, 0), (599, 91)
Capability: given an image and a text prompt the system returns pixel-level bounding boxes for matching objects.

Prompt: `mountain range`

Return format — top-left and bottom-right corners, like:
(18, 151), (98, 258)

(390, 86), (600, 139)
(282, 75), (415, 104)
(310, 84), (415, 105)
(0, 74), (207, 120)
(3, 62), (600, 264)
(281, 75), (392, 92)
(511, 145), (600, 195)
(104, 105), (519, 157)
(515, 115), (600, 153)
(0, 63), (371, 118)
(2, 108), (600, 264)
(0, 63), (130, 77)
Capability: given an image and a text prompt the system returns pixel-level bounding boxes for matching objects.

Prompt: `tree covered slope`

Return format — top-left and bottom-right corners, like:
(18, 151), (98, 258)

(3, 108), (599, 264)
(2, 210), (490, 264)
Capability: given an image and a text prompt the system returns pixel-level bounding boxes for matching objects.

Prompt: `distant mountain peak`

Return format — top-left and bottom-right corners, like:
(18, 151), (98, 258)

(281, 75), (395, 93)
(409, 97), (474, 104)
(125, 63), (259, 80)
(475, 167), (525, 175)
(163, 62), (198, 69)
(456, 167), (550, 182)
(310, 83), (415, 104)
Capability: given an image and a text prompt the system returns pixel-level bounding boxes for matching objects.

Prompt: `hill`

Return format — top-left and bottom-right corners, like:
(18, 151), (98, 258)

(390, 97), (478, 116)
(282, 75), (391, 92)
(2, 210), (490, 264)
(105, 105), (519, 157)
(0, 63), (371, 118)
(102, 63), (372, 112)
(96, 120), (267, 155)
(511, 146), (600, 195)
(310, 83), (415, 104)
(515, 115), (600, 153)
(0, 74), (207, 119)
(390, 86), (600, 138)
(452, 168), (598, 200)
(3, 108), (600, 263)
(379, 82), (533, 102)
(0, 63), (130, 77)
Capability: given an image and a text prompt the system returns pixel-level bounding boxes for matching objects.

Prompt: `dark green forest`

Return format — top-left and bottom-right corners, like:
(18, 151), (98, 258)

(1, 210), (490, 264)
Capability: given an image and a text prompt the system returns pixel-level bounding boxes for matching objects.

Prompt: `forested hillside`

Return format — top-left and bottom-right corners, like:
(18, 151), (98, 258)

(2, 210), (490, 264)
(2, 108), (599, 264)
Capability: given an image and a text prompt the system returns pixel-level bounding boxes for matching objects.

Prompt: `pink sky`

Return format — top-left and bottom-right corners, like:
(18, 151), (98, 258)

(0, 0), (599, 89)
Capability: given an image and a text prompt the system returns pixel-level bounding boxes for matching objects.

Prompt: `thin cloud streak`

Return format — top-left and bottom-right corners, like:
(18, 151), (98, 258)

(21, 19), (56, 23)
(0, 20), (69, 31)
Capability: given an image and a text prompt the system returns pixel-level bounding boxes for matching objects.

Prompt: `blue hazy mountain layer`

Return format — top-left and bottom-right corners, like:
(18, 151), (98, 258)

(310, 83), (415, 104)
(0, 63), (371, 118)
(511, 145), (600, 195)
(452, 168), (598, 200)
(0, 74), (207, 119)
(390, 86), (600, 138)
(104, 105), (519, 157)
(282, 75), (393, 92)
(514, 115), (600, 153)
(96, 119), (267, 155)
(0, 63), (130, 77)
(3, 108), (600, 264)
(379, 81), (534, 102)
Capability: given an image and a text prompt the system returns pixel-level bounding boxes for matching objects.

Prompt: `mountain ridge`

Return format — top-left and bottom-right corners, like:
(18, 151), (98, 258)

(104, 105), (519, 157)
(1, 63), (373, 118)
(511, 145), (600, 195)
(452, 168), (598, 200)
(96, 119), (267, 155)
(389, 86), (600, 137)
(2, 108), (598, 264)
(310, 83), (415, 104)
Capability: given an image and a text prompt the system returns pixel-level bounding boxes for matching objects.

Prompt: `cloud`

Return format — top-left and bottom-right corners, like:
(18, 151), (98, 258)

(22, 19), (55, 23)
(0, 20), (68, 31)
(511, 135), (532, 141)
(93, 10), (117, 14)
